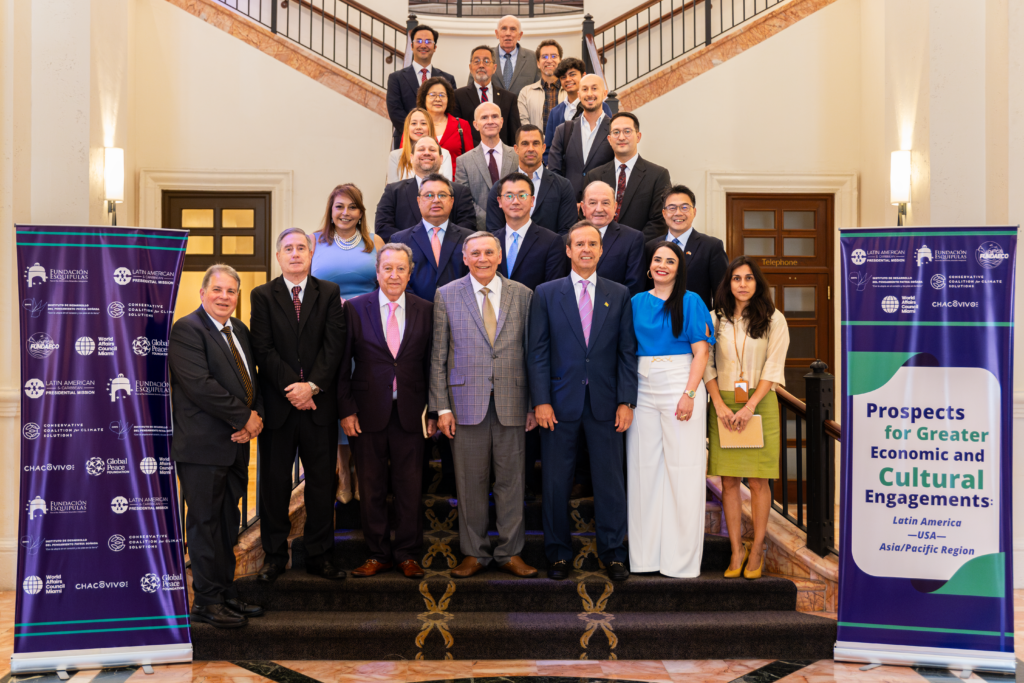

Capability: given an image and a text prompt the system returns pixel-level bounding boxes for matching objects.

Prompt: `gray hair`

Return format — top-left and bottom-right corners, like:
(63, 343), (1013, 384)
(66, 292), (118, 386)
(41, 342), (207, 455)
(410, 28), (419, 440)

(464, 230), (502, 251)
(376, 242), (415, 274)
(201, 263), (241, 290)
(276, 226), (314, 252)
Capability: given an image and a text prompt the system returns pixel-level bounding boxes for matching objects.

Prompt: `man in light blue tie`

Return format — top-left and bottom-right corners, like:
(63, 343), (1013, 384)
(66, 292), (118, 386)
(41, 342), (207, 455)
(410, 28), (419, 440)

(494, 172), (567, 291)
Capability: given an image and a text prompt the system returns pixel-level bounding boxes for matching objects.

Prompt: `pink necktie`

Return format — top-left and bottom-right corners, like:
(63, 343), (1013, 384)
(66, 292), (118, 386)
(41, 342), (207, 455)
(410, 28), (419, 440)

(420, 68), (427, 84)
(579, 280), (593, 346)
(431, 227), (442, 265)
(386, 302), (400, 392)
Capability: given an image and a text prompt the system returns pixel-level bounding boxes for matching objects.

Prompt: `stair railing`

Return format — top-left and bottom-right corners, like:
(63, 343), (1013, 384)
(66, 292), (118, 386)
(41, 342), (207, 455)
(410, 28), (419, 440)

(214, 0), (406, 89)
(590, 0), (789, 93)
(408, 0), (583, 18)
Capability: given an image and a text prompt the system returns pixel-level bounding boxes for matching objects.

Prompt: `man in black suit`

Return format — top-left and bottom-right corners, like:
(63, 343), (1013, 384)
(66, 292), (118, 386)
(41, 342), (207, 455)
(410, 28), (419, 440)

(643, 184), (729, 309)
(494, 172), (566, 290)
(452, 45), (521, 148)
(339, 243), (436, 579)
(581, 180), (645, 295)
(375, 136), (476, 242)
(591, 112), (672, 242)
(250, 228), (346, 583)
(486, 125), (577, 235)
(548, 74), (614, 202)
(169, 265), (265, 629)
(386, 25), (456, 149)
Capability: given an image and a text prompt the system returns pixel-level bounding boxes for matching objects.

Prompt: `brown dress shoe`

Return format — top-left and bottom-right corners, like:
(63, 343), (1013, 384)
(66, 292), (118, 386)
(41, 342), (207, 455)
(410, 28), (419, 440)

(499, 555), (538, 578)
(450, 556), (487, 578)
(399, 559), (425, 578)
(350, 559), (393, 577)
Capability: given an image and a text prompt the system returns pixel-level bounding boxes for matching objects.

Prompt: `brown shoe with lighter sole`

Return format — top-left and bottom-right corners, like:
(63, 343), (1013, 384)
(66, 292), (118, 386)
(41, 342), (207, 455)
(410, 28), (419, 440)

(450, 556), (487, 578)
(350, 559), (393, 578)
(399, 559), (425, 578)
(499, 555), (538, 578)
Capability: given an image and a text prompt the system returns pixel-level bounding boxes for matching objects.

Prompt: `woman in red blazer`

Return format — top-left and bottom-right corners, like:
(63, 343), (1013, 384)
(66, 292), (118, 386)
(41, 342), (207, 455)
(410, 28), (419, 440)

(417, 77), (473, 175)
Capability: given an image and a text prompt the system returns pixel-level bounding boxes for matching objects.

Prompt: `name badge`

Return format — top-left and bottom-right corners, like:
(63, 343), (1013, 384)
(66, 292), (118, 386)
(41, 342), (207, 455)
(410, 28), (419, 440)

(734, 380), (749, 404)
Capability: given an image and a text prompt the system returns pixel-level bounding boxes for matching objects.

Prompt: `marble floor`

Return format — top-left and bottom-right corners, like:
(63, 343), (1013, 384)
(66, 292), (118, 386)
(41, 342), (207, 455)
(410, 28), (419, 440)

(1, 591), (1020, 682)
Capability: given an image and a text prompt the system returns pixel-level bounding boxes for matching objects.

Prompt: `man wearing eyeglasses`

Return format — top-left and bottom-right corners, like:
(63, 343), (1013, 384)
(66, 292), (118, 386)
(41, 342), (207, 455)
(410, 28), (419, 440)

(643, 185), (729, 309)
(591, 112), (672, 242)
(386, 25), (456, 149)
(375, 136), (477, 243)
(453, 46), (521, 148)
(454, 102), (519, 232)
(517, 40), (566, 134)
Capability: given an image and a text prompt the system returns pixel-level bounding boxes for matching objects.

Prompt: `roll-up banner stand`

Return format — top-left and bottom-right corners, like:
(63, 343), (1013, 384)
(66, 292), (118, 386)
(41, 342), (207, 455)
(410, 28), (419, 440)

(837, 226), (1016, 674)
(13, 225), (192, 674)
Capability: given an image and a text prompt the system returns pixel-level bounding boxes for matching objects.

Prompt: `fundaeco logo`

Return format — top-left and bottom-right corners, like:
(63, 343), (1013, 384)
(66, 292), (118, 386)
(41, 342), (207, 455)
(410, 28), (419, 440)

(26, 332), (59, 359)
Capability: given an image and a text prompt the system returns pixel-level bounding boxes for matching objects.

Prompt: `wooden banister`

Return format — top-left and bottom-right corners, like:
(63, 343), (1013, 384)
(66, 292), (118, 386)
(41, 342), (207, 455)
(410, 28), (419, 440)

(824, 419), (841, 442)
(776, 386), (807, 417)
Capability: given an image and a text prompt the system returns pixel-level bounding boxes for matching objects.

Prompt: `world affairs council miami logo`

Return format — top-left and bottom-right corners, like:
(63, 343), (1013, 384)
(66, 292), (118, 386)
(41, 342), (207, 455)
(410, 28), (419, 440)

(976, 241), (1010, 269)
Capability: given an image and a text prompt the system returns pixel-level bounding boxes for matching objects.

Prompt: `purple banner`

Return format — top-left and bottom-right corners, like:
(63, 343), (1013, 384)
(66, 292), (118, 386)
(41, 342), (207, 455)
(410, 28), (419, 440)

(13, 225), (191, 672)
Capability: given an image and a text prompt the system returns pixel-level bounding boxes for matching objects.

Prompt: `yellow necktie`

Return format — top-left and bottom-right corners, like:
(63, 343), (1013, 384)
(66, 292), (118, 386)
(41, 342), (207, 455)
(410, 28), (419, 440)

(480, 287), (496, 345)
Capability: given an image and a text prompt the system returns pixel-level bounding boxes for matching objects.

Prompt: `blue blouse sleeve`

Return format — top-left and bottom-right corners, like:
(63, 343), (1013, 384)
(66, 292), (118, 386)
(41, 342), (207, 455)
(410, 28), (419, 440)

(683, 292), (716, 346)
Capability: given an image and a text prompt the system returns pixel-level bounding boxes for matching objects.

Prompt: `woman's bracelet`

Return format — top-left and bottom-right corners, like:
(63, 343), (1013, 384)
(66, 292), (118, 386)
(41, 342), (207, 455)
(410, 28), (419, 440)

(743, 404), (756, 414)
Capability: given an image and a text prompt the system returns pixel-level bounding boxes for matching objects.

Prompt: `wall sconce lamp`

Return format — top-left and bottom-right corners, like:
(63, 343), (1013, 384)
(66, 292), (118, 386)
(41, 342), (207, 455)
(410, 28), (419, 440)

(890, 150), (911, 226)
(104, 147), (124, 226)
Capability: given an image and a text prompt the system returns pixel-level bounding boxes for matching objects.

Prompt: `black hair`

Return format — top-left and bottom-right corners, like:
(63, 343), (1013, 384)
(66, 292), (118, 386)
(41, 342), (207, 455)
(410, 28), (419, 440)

(515, 124), (543, 144)
(420, 173), (455, 196)
(410, 25), (439, 44)
(555, 57), (586, 79)
(610, 111), (640, 132)
(498, 172), (535, 197)
(713, 256), (775, 339)
(416, 76), (455, 115)
(650, 241), (689, 338)
(662, 184), (695, 209)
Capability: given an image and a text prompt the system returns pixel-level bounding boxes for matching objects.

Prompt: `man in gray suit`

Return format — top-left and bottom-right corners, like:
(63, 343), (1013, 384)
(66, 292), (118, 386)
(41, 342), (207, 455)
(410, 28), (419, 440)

(547, 75), (615, 202)
(466, 15), (540, 96)
(430, 231), (538, 578)
(454, 102), (519, 232)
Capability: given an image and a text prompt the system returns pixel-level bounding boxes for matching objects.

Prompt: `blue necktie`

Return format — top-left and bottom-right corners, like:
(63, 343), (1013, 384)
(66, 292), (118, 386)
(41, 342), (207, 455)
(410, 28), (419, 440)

(507, 232), (520, 274)
(503, 52), (514, 90)
(672, 237), (681, 246)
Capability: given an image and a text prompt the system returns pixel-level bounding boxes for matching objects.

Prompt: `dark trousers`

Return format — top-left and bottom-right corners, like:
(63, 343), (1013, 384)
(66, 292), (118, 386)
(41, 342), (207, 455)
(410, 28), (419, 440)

(350, 401), (424, 562)
(424, 433), (457, 494)
(259, 409), (335, 567)
(177, 445), (248, 607)
(540, 388), (627, 564)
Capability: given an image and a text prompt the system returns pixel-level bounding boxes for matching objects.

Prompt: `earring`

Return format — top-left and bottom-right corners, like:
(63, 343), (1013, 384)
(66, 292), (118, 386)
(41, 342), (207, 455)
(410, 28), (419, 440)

(647, 270), (653, 279)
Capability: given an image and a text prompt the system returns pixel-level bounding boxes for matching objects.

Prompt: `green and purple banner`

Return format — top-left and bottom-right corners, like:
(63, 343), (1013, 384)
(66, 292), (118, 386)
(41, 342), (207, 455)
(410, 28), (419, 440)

(13, 225), (192, 674)
(837, 226), (1016, 674)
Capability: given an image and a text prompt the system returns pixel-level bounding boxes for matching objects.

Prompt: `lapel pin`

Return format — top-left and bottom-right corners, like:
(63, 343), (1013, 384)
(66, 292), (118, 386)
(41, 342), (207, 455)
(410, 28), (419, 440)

(686, 251), (692, 255)
(604, 302), (609, 307)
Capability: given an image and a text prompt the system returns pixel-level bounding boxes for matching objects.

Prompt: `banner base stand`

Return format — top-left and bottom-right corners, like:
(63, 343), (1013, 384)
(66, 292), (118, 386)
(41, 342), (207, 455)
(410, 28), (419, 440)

(11, 643), (192, 674)
(835, 641), (1015, 675)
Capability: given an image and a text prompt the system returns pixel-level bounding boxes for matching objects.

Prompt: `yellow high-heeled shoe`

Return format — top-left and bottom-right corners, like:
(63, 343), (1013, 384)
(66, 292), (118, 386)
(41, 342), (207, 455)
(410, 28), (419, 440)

(723, 543), (750, 578)
(743, 548), (764, 580)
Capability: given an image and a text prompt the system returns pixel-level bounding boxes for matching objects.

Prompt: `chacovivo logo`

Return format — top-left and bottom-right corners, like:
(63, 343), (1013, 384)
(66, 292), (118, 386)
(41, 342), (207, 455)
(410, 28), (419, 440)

(26, 332), (59, 359)
(76, 579), (129, 590)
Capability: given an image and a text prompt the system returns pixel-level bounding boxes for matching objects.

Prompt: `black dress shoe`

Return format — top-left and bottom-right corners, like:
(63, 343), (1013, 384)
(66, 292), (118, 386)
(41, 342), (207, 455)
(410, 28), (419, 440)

(307, 557), (346, 580)
(256, 563), (285, 584)
(191, 603), (247, 629)
(548, 560), (570, 581)
(224, 598), (264, 618)
(607, 561), (630, 582)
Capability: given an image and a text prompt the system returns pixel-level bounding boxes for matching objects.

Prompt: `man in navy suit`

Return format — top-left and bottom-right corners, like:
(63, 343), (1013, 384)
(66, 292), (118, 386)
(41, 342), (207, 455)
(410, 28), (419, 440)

(338, 243), (435, 579)
(494, 172), (567, 290)
(528, 221), (638, 582)
(581, 181), (645, 295)
(375, 137), (476, 243)
(643, 185), (729, 309)
(386, 25), (457, 149)
(486, 125), (577, 235)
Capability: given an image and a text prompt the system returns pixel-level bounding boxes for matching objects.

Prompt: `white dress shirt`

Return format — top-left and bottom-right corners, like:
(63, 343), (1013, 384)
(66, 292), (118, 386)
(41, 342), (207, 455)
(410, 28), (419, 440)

(414, 63), (433, 83)
(379, 289), (407, 399)
(477, 81), (497, 103)
(438, 273), (503, 415)
(665, 226), (694, 252)
(283, 275), (308, 304)
(598, 225), (610, 239)
(208, 312), (250, 372)
(564, 98), (580, 122)
(519, 166), (543, 214)
(505, 220), (531, 259)
(481, 140), (502, 174)
(613, 153), (640, 187)
(580, 112), (607, 164)
(570, 268), (599, 306)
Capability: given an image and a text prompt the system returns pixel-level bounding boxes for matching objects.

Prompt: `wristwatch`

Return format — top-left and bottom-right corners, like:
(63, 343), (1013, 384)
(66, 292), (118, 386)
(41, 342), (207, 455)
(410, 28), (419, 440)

(308, 381), (320, 396)
(624, 403), (636, 410)
(685, 390), (697, 399)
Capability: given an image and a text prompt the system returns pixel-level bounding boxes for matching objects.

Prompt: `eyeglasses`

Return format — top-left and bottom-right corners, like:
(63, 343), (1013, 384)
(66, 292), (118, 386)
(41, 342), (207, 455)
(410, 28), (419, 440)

(501, 193), (532, 201)
(419, 192), (452, 201)
(664, 203), (693, 214)
(425, 92), (447, 100)
(539, 54), (561, 61)
(471, 58), (494, 66)
(609, 128), (635, 138)
(414, 38), (434, 46)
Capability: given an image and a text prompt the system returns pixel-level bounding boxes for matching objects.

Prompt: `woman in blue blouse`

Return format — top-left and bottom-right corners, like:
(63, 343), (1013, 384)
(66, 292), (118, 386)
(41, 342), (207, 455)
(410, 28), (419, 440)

(311, 184), (385, 503)
(626, 241), (715, 578)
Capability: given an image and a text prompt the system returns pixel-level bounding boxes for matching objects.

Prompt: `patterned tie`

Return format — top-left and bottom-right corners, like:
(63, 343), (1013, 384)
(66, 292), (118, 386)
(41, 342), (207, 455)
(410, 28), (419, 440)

(672, 237), (681, 246)
(292, 285), (303, 379)
(431, 227), (442, 265)
(480, 85), (488, 103)
(503, 52), (514, 90)
(579, 280), (593, 347)
(614, 164), (627, 220)
(420, 68), (427, 84)
(507, 232), (520, 275)
(488, 149), (499, 184)
(221, 326), (254, 407)
(480, 287), (497, 345)
(386, 302), (400, 392)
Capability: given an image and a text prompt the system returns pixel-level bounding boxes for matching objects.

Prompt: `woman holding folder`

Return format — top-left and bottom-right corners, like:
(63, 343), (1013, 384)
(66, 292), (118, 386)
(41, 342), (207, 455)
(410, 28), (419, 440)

(705, 256), (790, 580)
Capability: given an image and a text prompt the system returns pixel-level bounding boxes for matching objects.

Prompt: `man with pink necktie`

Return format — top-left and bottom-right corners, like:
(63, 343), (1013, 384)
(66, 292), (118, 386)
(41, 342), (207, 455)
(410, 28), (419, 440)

(337, 243), (435, 579)
(527, 220), (638, 582)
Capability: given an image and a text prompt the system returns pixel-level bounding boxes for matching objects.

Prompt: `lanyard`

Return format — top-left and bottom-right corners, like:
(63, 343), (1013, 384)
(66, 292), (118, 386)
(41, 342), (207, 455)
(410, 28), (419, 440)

(731, 317), (748, 380)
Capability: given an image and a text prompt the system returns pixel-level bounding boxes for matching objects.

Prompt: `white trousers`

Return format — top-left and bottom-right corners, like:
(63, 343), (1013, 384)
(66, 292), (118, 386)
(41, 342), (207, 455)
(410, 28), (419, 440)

(626, 354), (707, 578)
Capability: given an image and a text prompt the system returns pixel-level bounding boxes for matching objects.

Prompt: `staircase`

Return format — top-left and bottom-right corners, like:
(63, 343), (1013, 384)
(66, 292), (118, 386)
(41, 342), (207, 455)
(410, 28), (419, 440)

(192, 493), (837, 660)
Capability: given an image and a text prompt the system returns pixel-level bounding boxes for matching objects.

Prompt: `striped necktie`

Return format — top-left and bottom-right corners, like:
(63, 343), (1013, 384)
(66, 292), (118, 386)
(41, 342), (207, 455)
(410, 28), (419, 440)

(222, 326), (254, 407)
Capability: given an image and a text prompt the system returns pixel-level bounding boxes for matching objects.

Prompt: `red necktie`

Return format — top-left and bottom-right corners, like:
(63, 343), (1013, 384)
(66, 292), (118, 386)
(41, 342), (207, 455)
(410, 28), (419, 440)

(488, 149), (499, 184)
(614, 164), (627, 220)
(420, 68), (427, 84)
(480, 85), (488, 102)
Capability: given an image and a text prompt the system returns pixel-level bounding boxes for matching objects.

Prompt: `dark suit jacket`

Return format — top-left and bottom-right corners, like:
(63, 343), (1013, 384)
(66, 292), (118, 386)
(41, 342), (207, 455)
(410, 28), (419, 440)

(451, 82), (521, 148)
(386, 65), (457, 148)
(542, 100), (613, 165)
(596, 221), (646, 296)
(249, 275), (345, 429)
(485, 168), (577, 235)
(495, 223), (567, 291)
(591, 156), (672, 241)
(337, 291), (433, 434)
(374, 178), (476, 243)
(169, 306), (263, 466)
(528, 275), (638, 422)
(643, 229), (729, 310)
(548, 115), (615, 201)
(465, 45), (540, 96)
(390, 221), (475, 303)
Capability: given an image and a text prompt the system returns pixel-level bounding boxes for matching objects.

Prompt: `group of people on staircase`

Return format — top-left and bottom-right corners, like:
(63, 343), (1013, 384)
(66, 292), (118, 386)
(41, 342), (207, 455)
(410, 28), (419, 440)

(167, 15), (791, 631)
